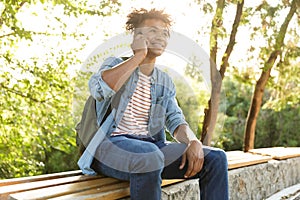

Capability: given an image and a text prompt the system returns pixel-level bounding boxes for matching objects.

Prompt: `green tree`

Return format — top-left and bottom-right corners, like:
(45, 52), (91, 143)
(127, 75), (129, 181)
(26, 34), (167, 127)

(213, 66), (300, 151)
(195, 0), (245, 146)
(191, 0), (299, 151)
(0, 0), (120, 178)
(244, 0), (299, 151)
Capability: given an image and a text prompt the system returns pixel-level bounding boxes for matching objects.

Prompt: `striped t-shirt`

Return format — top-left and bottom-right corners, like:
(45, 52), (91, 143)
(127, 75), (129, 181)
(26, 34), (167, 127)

(113, 72), (151, 136)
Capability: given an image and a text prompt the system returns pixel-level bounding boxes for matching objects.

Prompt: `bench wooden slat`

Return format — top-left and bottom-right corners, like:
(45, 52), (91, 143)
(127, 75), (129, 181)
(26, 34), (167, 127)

(48, 181), (130, 200)
(0, 175), (103, 199)
(161, 179), (183, 186)
(226, 151), (272, 169)
(228, 156), (272, 169)
(8, 177), (120, 200)
(85, 187), (130, 200)
(84, 179), (183, 200)
(249, 147), (300, 160)
(226, 151), (249, 160)
(0, 170), (82, 187)
(48, 179), (183, 200)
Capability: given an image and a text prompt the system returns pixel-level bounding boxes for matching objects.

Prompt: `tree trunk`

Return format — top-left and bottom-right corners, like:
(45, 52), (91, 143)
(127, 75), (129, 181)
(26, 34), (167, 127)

(201, 0), (224, 145)
(243, 51), (280, 151)
(243, 0), (297, 152)
(201, 0), (244, 145)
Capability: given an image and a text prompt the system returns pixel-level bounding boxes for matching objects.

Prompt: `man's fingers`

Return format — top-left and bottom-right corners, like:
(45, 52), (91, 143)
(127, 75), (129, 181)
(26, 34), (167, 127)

(193, 159), (203, 176)
(179, 153), (186, 170)
(131, 35), (148, 54)
(186, 159), (204, 178)
(185, 152), (204, 178)
(184, 160), (194, 178)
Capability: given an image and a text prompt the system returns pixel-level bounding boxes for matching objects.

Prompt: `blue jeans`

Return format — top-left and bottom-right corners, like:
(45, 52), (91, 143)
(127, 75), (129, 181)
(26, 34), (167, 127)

(92, 135), (229, 200)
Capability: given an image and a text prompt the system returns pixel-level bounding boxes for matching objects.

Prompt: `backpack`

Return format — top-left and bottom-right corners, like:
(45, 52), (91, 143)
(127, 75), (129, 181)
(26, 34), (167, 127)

(75, 96), (111, 155)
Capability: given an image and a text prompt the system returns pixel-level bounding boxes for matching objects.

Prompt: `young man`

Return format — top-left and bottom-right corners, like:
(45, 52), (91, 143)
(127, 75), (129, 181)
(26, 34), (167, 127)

(78, 8), (229, 200)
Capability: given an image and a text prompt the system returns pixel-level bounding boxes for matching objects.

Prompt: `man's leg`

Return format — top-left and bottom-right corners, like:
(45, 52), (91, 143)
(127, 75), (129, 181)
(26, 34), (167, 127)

(161, 145), (229, 200)
(92, 135), (164, 200)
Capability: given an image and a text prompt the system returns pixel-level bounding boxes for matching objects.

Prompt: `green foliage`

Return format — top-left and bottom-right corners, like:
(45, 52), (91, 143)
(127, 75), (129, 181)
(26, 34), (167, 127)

(0, 52), (78, 178)
(264, 50), (300, 111)
(212, 76), (252, 150)
(256, 105), (300, 148)
(159, 65), (209, 141)
(246, 0), (297, 65)
(185, 62), (204, 83)
(178, 63), (212, 137)
(0, 0), (120, 179)
(72, 71), (93, 123)
(212, 72), (299, 151)
(174, 78), (209, 137)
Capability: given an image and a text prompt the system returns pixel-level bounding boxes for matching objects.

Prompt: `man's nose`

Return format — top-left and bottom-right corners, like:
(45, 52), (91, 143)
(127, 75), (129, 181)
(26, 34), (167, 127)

(154, 34), (168, 45)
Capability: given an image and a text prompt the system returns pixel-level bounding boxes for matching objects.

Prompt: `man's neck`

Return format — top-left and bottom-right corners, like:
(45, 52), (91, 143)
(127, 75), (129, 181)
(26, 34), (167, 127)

(139, 56), (156, 76)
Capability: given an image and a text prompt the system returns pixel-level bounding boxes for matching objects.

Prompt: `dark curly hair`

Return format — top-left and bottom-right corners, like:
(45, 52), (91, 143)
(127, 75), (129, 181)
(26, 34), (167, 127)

(125, 8), (172, 32)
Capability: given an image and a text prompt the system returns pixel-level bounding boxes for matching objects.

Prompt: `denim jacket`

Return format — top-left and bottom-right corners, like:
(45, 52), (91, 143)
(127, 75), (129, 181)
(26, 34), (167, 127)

(78, 57), (187, 175)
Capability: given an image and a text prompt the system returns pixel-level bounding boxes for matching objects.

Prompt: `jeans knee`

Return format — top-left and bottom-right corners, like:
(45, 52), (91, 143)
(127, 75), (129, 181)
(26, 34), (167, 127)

(130, 149), (164, 173)
(213, 149), (228, 169)
(217, 149), (227, 160)
(204, 147), (228, 168)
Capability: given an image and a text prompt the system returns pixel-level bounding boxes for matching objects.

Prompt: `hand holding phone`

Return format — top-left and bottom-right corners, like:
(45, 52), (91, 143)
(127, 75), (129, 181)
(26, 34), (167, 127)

(131, 32), (148, 59)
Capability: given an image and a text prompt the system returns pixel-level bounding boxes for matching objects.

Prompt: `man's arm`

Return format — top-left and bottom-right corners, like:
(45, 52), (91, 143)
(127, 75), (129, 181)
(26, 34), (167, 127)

(102, 55), (144, 92)
(173, 124), (198, 144)
(174, 125), (204, 178)
(102, 34), (148, 92)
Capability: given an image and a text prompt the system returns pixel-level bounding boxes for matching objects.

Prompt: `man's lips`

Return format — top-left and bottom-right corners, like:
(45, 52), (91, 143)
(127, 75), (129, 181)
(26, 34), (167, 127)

(148, 43), (165, 49)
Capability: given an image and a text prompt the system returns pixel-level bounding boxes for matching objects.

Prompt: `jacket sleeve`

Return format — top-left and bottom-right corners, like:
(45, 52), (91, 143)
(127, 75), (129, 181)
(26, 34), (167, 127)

(88, 57), (123, 101)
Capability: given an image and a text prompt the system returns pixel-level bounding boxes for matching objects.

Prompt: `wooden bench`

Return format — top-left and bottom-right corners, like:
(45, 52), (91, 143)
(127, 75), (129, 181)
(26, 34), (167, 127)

(248, 147), (300, 160)
(1, 147), (299, 200)
(0, 170), (183, 200)
(226, 147), (300, 169)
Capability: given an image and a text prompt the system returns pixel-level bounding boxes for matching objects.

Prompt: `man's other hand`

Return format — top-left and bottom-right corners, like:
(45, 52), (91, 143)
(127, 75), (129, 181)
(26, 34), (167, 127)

(179, 140), (204, 178)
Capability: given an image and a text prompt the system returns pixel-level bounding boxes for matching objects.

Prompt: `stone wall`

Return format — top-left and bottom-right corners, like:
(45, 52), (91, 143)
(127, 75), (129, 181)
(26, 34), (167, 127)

(161, 157), (300, 200)
(162, 179), (200, 200)
(229, 157), (300, 200)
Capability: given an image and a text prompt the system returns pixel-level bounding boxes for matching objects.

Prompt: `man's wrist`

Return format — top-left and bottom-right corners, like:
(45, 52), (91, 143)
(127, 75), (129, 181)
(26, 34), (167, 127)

(131, 53), (146, 65)
(174, 125), (199, 145)
(189, 139), (202, 146)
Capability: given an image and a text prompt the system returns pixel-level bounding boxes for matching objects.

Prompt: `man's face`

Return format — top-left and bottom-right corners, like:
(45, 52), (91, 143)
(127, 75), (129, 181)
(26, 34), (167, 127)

(134, 18), (169, 57)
